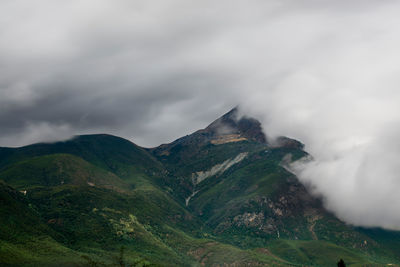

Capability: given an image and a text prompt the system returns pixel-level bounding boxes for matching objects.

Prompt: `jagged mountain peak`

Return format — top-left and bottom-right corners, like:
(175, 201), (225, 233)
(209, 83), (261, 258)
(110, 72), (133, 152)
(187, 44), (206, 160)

(152, 107), (268, 156)
(151, 107), (304, 160)
(204, 107), (267, 144)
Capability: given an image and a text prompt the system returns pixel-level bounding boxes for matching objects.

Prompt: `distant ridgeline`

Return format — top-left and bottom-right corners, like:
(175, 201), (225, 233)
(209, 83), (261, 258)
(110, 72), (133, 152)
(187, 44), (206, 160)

(1, 108), (399, 266)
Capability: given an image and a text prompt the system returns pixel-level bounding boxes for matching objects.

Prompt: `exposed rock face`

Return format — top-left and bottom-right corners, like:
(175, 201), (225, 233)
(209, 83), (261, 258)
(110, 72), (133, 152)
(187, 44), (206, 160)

(192, 152), (248, 184)
(210, 134), (247, 145)
(233, 212), (266, 228)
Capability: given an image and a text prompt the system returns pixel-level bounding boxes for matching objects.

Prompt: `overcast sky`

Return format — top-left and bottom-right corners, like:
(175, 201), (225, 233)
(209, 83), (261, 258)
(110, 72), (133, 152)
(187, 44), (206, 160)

(2, 0), (400, 229)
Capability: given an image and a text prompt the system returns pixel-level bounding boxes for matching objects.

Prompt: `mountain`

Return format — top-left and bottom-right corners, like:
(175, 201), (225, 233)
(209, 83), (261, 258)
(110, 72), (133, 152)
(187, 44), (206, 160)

(0, 108), (399, 266)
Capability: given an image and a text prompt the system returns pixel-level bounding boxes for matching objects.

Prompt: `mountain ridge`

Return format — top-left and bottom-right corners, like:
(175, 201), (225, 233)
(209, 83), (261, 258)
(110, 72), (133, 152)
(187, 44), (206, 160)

(0, 109), (399, 266)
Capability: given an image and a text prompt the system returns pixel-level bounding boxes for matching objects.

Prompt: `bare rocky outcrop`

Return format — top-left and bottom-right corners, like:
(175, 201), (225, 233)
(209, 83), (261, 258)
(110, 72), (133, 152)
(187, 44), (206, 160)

(192, 152), (248, 185)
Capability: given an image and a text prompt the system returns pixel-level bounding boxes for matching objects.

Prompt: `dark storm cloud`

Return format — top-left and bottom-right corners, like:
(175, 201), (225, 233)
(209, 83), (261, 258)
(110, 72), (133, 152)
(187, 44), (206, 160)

(0, 0), (242, 146)
(0, 67), (238, 146)
(2, 0), (400, 229)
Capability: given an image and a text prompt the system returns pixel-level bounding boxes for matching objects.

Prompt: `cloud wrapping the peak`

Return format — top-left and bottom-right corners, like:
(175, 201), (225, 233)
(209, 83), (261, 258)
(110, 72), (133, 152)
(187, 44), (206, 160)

(2, 0), (400, 228)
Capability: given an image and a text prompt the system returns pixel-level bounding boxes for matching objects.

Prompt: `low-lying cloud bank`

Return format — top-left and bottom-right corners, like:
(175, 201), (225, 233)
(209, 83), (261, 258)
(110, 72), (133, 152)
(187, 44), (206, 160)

(2, 0), (400, 229)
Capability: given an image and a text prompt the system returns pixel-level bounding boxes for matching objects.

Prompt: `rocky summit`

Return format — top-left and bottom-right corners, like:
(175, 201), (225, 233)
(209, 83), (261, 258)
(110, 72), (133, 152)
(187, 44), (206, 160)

(0, 109), (399, 266)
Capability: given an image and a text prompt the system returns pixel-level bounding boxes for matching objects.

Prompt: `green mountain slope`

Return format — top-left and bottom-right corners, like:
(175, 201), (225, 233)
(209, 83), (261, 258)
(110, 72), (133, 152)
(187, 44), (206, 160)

(0, 181), (84, 266)
(0, 134), (164, 182)
(0, 179), (286, 266)
(0, 153), (128, 191)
